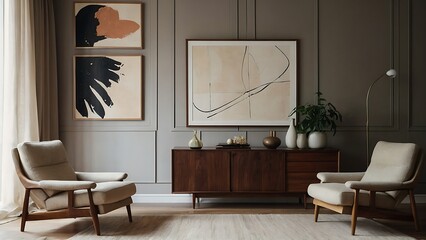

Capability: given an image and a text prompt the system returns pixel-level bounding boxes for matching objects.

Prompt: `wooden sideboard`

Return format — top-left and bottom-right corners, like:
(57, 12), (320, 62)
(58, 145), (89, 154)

(172, 147), (340, 208)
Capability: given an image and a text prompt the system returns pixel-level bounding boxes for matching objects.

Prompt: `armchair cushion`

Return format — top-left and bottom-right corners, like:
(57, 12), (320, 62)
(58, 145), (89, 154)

(17, 140), (77, 197)
(45, 181), (136, 211)
(308, 183), (354, 206)
(76, 172), (128, 182)
(308, 182), (397, 209)
(361, 141), (418, 198)
(317, 172), (364, 183)
(345, 181), (405, 192)
(39, 180), (96, 191)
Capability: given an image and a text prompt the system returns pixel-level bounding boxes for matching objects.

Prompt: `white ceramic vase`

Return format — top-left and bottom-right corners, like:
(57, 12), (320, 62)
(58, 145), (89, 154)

(308, 131), (327, 148)
(188, 130), (203, 149)
(285, 119), (297, 148)
(296, 133), (308, 149)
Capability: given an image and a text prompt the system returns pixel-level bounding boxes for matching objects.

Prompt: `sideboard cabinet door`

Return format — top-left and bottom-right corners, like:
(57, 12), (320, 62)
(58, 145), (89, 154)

(231, 150), (285, 192)
(172, 150), (230, 193)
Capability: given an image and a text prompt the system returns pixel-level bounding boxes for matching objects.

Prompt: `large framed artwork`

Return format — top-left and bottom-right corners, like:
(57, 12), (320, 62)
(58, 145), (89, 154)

(73, 55), (143, 120)
(187, 40), (297, 126)
(74, 2), (143, 48)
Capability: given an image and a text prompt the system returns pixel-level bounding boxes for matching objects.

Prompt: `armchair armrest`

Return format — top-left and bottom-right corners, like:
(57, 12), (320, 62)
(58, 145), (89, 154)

(20, 178), (42, 189)
(344, 181), (413, 192)
(75, 172), (128, 182)
(39, 180), (96, 191)
(317, 172), (365, 183)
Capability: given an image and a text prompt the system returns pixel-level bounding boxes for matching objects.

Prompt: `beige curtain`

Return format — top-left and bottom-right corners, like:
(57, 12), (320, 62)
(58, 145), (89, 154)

(33, 0), (59, 141)
(0, 0), (58, 221)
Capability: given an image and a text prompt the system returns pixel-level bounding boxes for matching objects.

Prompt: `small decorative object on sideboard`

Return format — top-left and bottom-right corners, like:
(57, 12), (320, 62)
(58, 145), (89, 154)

(188, 130), (203, 149)
(232, 135), (247, 144)
(285, 118), (297, 148)
(288, 92), (342, 148)
(263, 131), (281, 149)
(217, 135), (250, 149)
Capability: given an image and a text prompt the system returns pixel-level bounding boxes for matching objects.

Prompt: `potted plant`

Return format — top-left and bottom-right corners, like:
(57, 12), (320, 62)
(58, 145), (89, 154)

(288, 92), (343, 148)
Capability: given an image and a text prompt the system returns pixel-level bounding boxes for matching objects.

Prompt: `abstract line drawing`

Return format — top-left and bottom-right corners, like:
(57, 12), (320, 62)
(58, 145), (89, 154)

(187, 40), (297, 126)
(74, 55), (143, 120)
(75, 3), (142, 48)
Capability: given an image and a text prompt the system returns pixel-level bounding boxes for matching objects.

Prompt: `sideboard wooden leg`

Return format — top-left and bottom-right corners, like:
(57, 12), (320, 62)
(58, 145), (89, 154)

(192, 194), (196, 209)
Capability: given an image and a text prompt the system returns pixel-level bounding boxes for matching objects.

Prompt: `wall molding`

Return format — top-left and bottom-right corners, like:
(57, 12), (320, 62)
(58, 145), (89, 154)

(132, 194), (426, 204)
(408, 0), (426, 130)
(317, 0), (398, 131)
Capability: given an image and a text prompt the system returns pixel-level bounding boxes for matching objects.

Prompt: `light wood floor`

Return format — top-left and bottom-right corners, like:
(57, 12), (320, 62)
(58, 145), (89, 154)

(0, 202), (425, 239)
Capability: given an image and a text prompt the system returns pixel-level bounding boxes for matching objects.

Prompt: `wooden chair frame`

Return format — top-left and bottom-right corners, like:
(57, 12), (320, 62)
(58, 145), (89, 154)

(20, 187), (133, 235)
(312, 151), (423, 235)
(12, 147), (133, 236)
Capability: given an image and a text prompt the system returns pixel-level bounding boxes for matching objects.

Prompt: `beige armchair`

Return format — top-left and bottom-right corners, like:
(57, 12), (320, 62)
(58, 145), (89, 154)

(11, 140), (136, 236)
(308, 141), (423, 235)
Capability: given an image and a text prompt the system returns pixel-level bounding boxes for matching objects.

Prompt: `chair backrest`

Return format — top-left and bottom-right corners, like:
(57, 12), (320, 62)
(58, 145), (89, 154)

(362, 141), (421, 198)
(16, 140), (77, 197)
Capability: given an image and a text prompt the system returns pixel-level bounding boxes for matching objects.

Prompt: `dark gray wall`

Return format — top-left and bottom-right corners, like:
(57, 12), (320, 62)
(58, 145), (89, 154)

(54, 0), (426, 194)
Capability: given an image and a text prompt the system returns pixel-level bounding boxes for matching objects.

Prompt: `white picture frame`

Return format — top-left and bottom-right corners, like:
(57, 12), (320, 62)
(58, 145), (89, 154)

(187, 40), (297, 126)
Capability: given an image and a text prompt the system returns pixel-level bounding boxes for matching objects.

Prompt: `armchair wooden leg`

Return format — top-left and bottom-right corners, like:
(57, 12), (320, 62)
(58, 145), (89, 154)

(314, 203), (320, 222)
(351, 189), (360, 235)
(21, 189), (31, 232)
(126, 205), (133, 222)
(87, 189), (100, 236)
(409, 190), (420, 231)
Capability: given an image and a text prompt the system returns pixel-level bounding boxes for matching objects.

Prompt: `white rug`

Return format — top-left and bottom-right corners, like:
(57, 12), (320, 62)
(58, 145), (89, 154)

(69, 214), (414, 240)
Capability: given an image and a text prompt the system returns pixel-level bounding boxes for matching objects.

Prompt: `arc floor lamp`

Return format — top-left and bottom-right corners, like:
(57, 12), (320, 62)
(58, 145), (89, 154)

(365, 69), (397, 166)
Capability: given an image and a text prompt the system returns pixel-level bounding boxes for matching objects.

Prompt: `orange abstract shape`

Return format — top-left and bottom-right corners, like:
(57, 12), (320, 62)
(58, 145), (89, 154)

(95, 6), (140, 39)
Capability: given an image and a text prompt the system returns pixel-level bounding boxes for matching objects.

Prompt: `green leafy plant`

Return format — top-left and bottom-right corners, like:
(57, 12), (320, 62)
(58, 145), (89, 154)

(288, 92), (343, 135)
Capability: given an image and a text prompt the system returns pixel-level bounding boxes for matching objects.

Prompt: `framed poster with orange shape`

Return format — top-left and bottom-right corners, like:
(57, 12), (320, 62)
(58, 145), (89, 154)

(74, 2), (143, 48)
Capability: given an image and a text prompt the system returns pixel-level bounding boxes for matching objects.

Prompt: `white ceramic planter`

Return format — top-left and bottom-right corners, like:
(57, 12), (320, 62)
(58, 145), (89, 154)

(308, 131), (327, 148)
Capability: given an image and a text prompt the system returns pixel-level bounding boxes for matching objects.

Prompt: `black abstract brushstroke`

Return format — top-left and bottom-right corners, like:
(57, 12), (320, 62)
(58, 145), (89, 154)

(76, 5), (106, 47)
(76, 57), (123, 118)
(246, 49), (260, 118)
(193, 45), (290, 118)
(195, 80), (289, 119)
(240, 46), (249, 90)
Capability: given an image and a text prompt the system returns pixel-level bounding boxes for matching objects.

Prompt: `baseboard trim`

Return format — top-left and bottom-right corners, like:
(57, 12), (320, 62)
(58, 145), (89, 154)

(132, 194), (192, 203)
(132, 194), (426, 204)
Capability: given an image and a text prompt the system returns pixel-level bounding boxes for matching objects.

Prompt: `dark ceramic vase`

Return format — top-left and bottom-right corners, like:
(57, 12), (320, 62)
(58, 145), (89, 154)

(263, 131), (281, 149)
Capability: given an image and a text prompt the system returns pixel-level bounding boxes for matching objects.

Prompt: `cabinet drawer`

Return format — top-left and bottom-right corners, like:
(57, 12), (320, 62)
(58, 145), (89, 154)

(287, 161), (338, 173)
(287, 152), (338, 162)
(287, 173), (320, 192)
